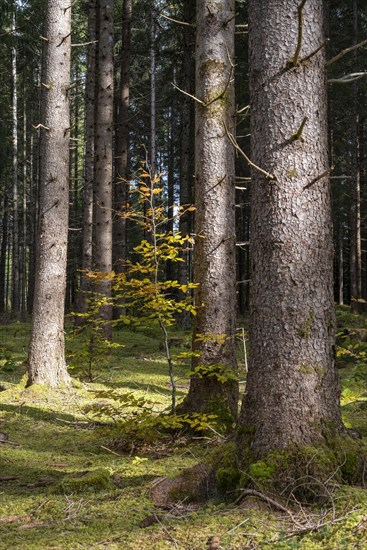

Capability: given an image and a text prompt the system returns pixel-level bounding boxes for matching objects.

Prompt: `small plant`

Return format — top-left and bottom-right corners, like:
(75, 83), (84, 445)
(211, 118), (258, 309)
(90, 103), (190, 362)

(68, 287), (122, 382)
(84, 388), (218, 450)
(113, 167), (198, 413)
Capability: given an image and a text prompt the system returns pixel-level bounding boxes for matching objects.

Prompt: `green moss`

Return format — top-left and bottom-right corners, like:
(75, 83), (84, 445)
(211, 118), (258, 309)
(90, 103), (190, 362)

(248, 460), (275, 481)
(57, 469), (113, 494)
(299, 363), (314, 374)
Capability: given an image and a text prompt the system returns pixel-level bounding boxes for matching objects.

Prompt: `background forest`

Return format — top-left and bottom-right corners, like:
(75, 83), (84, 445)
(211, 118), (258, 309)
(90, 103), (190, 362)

(1, 0), (367, 548)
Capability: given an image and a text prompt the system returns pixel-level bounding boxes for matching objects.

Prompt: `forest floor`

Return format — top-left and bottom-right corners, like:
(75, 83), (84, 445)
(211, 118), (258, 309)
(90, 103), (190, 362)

(1, 307), (367, 549)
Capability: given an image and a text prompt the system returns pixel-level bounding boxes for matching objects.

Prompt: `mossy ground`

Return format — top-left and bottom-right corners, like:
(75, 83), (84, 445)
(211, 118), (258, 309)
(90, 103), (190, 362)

(0, 311), (367, 549)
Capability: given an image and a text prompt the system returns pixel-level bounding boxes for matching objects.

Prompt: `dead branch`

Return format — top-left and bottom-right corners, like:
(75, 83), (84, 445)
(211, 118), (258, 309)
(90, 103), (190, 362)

(235, 488), (305, 529)
(224, 121), (277, 181)
(303, 167), (333, 190)
(289, 0), (308, 67)
(326, 38), (367, 67)
(329, 72), (367, 84)
(159, 13), (193, 27)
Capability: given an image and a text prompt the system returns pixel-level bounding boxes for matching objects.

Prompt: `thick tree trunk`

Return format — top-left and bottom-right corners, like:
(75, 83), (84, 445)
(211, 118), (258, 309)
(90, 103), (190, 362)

(93, 0), (114, 335)
(181, 0), (238, 420)
(238, 0), (343, 457)
(27, 0), (71, 386)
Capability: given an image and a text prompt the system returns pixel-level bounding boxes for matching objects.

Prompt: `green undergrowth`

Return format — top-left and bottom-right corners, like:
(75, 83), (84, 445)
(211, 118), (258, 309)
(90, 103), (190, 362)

(0, 312), (366, 548)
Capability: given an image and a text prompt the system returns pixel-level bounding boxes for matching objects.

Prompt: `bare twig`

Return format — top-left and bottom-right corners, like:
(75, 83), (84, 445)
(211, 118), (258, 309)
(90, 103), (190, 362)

(235, 488), (305, 529)
(301, 38), (329, 63)
(326, 38), (367, 67)
(224, 121), (277, 181)
(291, 116), (308, 141)
(173, 45), (234, 108)
(71, 40), (98, 47)
(289, 0), (308, 67)
(172, 83), (204, 105)
(303, 167), (332, 190)
(159, 13), (193, 27)
(329, 72), (367, 84)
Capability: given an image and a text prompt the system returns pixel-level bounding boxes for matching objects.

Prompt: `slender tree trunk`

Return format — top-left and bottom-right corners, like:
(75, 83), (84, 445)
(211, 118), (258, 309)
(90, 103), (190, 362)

(338, 229), (344, 305)
(238, 0), (343, 458)
(77, 0), (96, 317)
(178, 0), (195, 330)
(150, 7), (156, 177)
(350, 0), (362, 313)
(11, 10), (20, 315)
(21, 87), (27, 315)
(181, 0), (238, 420)
(0, 195), (9, 314)
(93, 0), (114, 336)
(27, 0), (72, 386)
(114, 0), (131, 278)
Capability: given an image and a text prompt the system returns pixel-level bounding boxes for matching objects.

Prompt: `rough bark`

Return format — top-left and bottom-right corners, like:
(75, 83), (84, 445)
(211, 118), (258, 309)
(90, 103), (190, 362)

(93, 0), (114, 335)
(181, 0), (238, 420)
(238, 0), (343, 457)
(27, 0), (72, 386)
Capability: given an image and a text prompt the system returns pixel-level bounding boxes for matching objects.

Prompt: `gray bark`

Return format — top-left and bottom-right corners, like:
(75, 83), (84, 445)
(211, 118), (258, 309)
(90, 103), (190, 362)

(238, 0), (343, 456)
(182, 0), (238, 419)
(93, 0), (114, 334)
(27, 0), (72, 386)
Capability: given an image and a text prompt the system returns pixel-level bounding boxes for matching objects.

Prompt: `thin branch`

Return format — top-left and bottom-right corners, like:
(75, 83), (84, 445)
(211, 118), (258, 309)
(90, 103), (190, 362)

(329, 72), (367, 84)
(172, 82), (204, 105)
(71, 39), (98, 47)
(303, 167), (332, 190)
(32, 123), (50, 131)
(326, 38), (367, 67)
(291, 116), (308, 141)
(289, 0), (308, 67)
(234, 488), (304, 529)
(159, 13), (193, 27)
(203, 44), (235, 108)
(301, 38), (329, 64)
(173, 46), (234, 109)
(224, 121), (277, 181)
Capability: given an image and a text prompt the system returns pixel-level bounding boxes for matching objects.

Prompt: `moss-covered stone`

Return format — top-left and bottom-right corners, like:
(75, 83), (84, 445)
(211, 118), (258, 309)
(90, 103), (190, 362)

(56, 469), (113, 494)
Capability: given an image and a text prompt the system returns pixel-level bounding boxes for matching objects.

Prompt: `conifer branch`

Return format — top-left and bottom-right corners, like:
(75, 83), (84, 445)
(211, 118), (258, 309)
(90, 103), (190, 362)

(326, 38), (367, 67)
(224, 121), (276, 181)
(289, 0), (308, 67)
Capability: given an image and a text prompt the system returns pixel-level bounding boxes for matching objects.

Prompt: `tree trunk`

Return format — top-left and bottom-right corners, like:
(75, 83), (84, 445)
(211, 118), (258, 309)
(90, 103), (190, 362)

(77, 0), (96, 318)
(181, 0), (238, 421)
(113, 0), (131, 280)
(0, 195), (9, 314)
(27, 0), (72, 386)
(178, 0), (195, 330)
(238, 0), (343, 458)
(350, 0), (362, 313)
(11, 10), (20, 315)
(93, 0), (114, 337)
